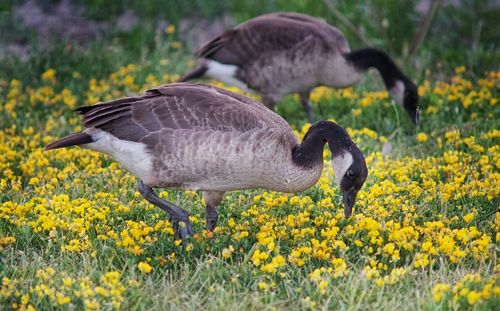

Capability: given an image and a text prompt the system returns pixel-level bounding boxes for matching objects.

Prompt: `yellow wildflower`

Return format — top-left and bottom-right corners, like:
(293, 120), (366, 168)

(137, 262), (153, 274)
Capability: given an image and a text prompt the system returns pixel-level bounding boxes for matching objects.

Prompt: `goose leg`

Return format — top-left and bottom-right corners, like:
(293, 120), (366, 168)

(299, 91), (314, 123)
(203, 191), (225, 232)
(169, 215), (179, 238)
(138, 182), (194, 240)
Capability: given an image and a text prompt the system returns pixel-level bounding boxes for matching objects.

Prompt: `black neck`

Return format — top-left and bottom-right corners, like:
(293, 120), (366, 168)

(292, 121), (352, 168)
(345, 48), (406, 89)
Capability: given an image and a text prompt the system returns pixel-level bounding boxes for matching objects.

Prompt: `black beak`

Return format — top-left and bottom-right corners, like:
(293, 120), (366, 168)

(342, 188), (357, 217)
(411, 107), (421, 126)
(403, 90), (420, 126)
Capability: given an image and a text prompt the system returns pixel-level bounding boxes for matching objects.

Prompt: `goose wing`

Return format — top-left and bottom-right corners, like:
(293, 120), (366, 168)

(75, 83), (289, 144)
(197, 12), (349, 66)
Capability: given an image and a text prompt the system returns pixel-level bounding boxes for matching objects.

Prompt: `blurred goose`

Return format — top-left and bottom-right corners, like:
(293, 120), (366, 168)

(45, 83), (368, 240)
(180, 12), (419, 124)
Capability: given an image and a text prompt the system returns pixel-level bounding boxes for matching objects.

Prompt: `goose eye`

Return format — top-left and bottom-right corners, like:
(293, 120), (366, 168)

(346, 170), (355, 179)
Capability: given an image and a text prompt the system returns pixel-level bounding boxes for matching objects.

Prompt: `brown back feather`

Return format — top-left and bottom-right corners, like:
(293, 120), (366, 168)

(75, 83), (289, 144)
(196, 12), (349, 66)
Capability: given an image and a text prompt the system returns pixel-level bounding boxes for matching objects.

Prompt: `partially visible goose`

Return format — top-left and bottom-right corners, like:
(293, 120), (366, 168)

(45, 83), (368, 240)
(179, 12), (419, 124)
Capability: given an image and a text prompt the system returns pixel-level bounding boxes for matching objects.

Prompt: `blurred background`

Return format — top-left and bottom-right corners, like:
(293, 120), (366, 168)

(0, 0), (498, 83)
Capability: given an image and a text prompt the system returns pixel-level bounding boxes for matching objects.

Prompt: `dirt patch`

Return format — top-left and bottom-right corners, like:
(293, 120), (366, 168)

(14, 0), (109, 45)
(1, 0), (234, 60)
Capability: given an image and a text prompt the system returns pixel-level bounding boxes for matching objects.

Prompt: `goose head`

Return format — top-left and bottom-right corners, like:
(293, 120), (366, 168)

(330, 137), (368, 217)
(294, 121), (368, 216)
(389, 76), (420, 125)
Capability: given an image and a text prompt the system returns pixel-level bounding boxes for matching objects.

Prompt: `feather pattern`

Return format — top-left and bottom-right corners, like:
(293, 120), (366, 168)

(185, 12), (418, 125)
(73, 83), (323, 192)
(46, 83), (368, 225)
(197, 12), (349, 66)
(77, 83), (287, 139)
(192, 12), (357, 102)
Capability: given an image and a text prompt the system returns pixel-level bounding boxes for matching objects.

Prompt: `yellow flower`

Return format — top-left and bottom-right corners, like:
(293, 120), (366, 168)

(260, 255), (286, 273)
(318, 280), (329, 294)
(137, 261), (153, 273)
(432, 283), (450, 301)
(1, 63), (499, 309)
(56, 293), (71, 305)
(466, 290), (481, 305)
(222, 245), (234, 258)
(185, 243), (194, 252)
(463, 212), (475, 222)
(383, 243), (395, 255)
(41, 68), (56, 81)
(171, 41), (183, 49)
(165, 24), (176, 34)
(251, 249), (269, 266)
(257, 281), (268, 290)
(455, 66), (466, 74)
(416, 133), (428, 142)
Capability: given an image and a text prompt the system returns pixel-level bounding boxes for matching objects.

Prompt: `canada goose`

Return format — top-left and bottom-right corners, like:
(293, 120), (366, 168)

(179, 12), (419, 124)
(45, 83), (368, 240)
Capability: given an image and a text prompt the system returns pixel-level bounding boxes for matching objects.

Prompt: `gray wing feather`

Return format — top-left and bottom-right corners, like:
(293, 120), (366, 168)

(196, 12), (349, 66)
(75, 83), (288, 144)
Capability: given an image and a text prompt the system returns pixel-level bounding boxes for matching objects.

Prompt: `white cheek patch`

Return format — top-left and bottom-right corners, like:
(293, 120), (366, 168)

(331, 152), (354, 185)
(389, 80), (405, 105)
(83, 129), (153, 178)
(205, 60), (252, 93)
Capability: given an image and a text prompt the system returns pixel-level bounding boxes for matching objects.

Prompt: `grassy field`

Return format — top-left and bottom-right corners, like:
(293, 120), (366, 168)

(1, 4), (500, 310)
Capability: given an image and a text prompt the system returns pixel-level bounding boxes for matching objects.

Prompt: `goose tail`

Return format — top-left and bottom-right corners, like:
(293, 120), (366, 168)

(44, 132), (94, 151)
(178, 64), (208, 82)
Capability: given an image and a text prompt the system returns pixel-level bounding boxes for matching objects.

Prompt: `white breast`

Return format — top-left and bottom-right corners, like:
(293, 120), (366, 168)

(389, 80), (405, 105)
(83, 128), (153, 182)
(205, 60), (252, 92)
